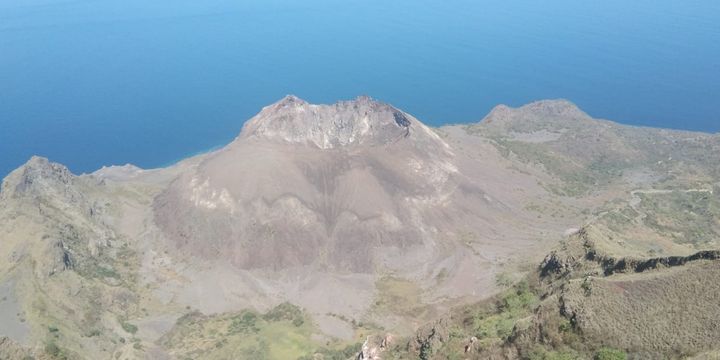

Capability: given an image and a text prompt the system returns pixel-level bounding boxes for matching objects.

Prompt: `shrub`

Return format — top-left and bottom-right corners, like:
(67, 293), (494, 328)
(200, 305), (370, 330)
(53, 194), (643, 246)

(90, 265), (119, 279)
(228, 311), (259, 334)
(121, 321), (138, 334)
(581, 277), (593, 296)
(292, 317), (304, 327)
(500, 280), (537, 313)
(595, 347), (627, 360)
(263, 302), (303, 322)
(85, 329), (102, 337)
(263, 302), (305, 327)
(45, 342), (61, 357)
(558, 319), (572, 333)
(45, 341), (67, 359)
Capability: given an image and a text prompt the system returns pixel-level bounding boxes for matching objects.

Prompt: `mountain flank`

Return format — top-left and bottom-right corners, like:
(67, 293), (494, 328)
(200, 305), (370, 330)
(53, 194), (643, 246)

(0, 96), (718, 359)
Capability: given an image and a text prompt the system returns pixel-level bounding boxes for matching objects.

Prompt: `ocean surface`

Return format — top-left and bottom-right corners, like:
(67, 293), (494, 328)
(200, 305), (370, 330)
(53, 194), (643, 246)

(1, 0), (719, 176)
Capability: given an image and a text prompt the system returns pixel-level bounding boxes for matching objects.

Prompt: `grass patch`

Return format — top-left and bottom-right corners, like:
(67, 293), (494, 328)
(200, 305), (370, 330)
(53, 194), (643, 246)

(372, 276), (427, 319)
(159, 304), (357, 360)
(44, 340), (68, 360)
(297, 343), (362, 360)
(473, 280), (538, 340)
(594, 347), (627, 360)
(638, 191), (720, 246)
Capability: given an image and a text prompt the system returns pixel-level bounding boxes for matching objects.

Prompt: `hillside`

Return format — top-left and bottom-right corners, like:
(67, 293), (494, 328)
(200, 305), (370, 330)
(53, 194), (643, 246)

(0, 97), (718, 359)
(368, 225), (720, 360)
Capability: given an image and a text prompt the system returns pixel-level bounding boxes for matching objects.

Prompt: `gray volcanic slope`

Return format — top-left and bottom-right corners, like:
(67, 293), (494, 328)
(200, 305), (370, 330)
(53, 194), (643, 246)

(153, 96), (544, 276)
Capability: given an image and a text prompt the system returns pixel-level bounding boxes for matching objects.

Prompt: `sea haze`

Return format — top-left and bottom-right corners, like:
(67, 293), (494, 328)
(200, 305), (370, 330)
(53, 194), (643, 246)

(1, 0), (718, 176)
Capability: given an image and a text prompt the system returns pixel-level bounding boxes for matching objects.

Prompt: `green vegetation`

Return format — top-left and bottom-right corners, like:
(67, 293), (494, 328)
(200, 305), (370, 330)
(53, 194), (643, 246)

(639, 191), (720, 246)
(45, 342), (61, 356)
(84, 328), (102, 337)
(581, 277), (593, 296)
(488, 138), (630, 197)
(120, 321), (138, 334)
(262, 302), (304, 327)
(473, 280), (538, 340)
(382, 266), (675, 360)
(159, 303), (359, 360)
(372, 276), (429, 319)
(602, 209), (636, 233)
(238, 339), (270, 360)
(228, 311), (259, 334)
(382, 280), (542, 359)
(44, 341), (68, 360)
(297, 343), (363, 360)
(495, 272), (513, 288)
(93, 265), (120, 279)
(592, 189), (720, 256)
(594, 347), (627, 360)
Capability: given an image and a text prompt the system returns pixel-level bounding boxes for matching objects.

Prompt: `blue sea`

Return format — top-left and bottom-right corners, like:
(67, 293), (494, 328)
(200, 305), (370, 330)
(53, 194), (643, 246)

(1, 0), (719, 176)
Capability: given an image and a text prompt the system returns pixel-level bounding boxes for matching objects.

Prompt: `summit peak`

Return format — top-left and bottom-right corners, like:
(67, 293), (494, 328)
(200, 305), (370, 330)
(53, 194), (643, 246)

(480, 99), (591, 133)
(274, 94), (307, 107)
(0, 156), (76, 200)
(239, 96), (417, 149)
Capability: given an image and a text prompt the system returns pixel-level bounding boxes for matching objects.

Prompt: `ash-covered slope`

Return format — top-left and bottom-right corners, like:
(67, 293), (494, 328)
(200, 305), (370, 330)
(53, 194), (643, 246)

(153, 96), (522, 275)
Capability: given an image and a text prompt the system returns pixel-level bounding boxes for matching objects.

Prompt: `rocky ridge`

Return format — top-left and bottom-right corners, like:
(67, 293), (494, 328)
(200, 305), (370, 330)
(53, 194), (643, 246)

(238, 95), (443, 150)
